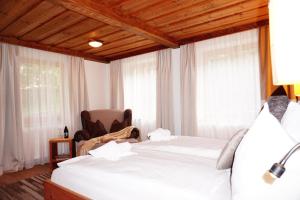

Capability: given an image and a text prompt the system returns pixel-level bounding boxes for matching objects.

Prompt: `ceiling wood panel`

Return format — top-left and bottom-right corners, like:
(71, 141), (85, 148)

(108, 44), (164, 60)
(0, 0), (41, 31)
(95, 30), (133, 44)
(57, 25), (120, 49)
(40, 18), (101, 45)
(147, 0), (260, 28)
(159, 1), (268, 33)
(86, 35), (145, 54)
(0, 0), (270, 63)
(179, 18), (268, 45)
(131, 0), (208, 21)
(21, 10), (86, 41)
(93, 0), (126, 8)
(69, 43), (96, 52)
(74, 31), (134, 54)
(0, 1), (65, 37)
(56, 30), (134, 54)
(115, 0), (163, 15)
(170, 6), (268, 38)
(95, 39), (157, 56)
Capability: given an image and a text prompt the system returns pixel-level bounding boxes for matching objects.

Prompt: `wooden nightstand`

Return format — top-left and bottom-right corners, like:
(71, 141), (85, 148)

(49, 137), (73, 169)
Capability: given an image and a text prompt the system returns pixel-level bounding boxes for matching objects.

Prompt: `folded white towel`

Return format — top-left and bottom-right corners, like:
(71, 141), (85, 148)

(88, 141), (136, 161)
(148, 128), (173, 141)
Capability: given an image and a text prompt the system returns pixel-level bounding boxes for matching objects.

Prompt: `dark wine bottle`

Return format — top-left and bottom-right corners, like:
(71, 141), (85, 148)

(64, 126), (69, 138)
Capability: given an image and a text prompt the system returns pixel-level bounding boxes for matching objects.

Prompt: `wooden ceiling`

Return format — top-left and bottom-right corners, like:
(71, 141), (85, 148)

(0, 0), (269, 63)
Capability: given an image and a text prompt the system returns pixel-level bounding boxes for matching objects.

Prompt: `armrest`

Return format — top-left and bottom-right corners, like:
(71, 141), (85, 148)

(74, 130), (91, 142)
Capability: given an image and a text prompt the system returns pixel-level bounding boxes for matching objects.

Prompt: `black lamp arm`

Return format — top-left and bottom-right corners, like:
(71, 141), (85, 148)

(279, 143), (300, 166)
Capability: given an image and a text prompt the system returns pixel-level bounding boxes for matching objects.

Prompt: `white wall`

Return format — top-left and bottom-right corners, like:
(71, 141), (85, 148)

(84, 60), (110, 110)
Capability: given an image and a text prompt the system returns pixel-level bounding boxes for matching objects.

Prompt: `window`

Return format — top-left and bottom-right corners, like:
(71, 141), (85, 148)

(20, 61), (62, 131)
(195, 29), (261, 139)
(122, 52), (157, 139)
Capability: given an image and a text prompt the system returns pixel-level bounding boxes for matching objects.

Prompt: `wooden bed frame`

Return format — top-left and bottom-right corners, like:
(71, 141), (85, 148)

(44, 179), (89, 200)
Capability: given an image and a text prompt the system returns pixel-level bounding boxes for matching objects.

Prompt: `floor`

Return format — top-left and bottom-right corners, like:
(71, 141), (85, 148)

(0, 164), (51, 186)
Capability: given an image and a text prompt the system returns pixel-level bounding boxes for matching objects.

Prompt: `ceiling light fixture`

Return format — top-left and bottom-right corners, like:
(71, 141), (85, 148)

(88, 40), (103, 48)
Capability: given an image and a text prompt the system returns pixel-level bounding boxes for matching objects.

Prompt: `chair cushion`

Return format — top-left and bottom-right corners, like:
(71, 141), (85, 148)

(89, 109), (124, 132)
(110, 119), (125, 133)
(86, 120), (107, 138)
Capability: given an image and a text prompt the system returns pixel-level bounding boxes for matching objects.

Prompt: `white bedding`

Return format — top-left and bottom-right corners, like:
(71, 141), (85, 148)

(51, 136), (231, 200)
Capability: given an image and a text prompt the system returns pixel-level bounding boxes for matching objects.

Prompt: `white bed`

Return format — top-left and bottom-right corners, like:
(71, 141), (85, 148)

(51, 136), (231, 200)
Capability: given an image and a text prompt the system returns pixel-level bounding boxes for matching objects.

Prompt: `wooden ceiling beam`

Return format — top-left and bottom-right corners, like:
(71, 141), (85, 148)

(47, 0), (179, 48)
(0, 35), (109, 63)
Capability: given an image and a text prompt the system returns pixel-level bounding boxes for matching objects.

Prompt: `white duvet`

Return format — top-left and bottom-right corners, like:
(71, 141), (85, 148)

(51, 136), (231, 200)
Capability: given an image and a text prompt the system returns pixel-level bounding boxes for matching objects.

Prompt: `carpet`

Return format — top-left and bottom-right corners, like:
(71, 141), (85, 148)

(0, 172), (51, 200)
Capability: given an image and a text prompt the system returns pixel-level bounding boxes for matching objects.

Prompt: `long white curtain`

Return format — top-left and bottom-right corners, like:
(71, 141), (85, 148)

(0, 43), (24, 175)
(195, 29), (261, 139)
(18, 46), (88, 168)
(110, 60), (124, 110)
(0, 44), (3, 175)
(0, 42), (88, 173)
(180, 43), (197, 136)
(156, 49), (174, 132)
(122, 52), (157, 139)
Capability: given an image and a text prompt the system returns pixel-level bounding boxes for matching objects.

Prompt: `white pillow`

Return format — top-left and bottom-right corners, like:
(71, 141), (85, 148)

(281, 101), (300, 142)
(216, 129), (247, 170)
(231, 103), (300, 200)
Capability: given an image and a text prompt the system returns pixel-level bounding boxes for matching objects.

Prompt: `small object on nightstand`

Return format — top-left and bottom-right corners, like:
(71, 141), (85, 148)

(64, 126), (69, 138)
(49, 137), (73, 169)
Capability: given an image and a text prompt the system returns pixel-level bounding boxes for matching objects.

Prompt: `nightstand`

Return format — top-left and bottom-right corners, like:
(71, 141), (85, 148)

(49, 137), (73, 169)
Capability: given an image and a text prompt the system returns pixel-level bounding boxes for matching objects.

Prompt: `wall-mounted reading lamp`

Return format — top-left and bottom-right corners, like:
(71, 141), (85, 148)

(266, 0), (300, 184)
(266, 144), (300, 181)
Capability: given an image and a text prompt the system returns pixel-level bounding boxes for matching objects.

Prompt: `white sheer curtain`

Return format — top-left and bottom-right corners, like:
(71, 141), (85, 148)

(195, 29), (261, 139)
(122, 52), (157, 139)
(0, 42), (88, 173)
(180, 43), (197, 136)
(156, 49), (174, 132)
(0, 44), (3, 175)
(110, 60), (124, 109)
(18, 46), (88, 168)
(0, 43), (24, 175)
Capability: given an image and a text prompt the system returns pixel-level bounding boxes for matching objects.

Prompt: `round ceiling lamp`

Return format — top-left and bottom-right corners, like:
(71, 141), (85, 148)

(88, 40), (103, 48)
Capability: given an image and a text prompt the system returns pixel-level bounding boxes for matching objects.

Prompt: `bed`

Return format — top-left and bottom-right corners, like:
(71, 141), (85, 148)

(46, 136), (231, 200)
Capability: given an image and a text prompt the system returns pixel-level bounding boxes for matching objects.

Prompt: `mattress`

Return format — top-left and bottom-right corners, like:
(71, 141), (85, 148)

(51, 136), (231, 200)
